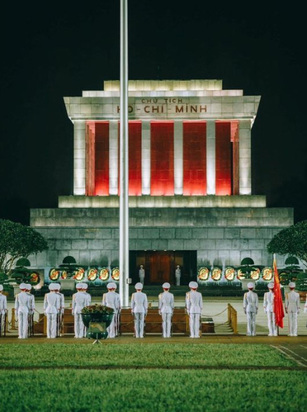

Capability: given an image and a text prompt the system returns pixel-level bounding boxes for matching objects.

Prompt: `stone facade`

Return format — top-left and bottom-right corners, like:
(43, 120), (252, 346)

(29, 199), (293, 270)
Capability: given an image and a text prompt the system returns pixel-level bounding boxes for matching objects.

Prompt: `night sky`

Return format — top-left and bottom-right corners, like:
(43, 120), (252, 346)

(1, 2), (306, 225)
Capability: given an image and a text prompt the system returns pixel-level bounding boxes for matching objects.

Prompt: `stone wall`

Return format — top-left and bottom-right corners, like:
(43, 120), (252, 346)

(29, 206), (293, 269)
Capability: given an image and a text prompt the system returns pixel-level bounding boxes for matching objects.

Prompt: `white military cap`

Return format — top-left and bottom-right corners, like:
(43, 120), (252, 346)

(135, 282), (143, 290)
(268, 283), (274, 289)
(0, 285), (3, 291)
(247, 282), (255, 289)
(48, 283), (55, 291)
(25, 284), (32, 290)
(82, 283), (88, 289)
(107, 282), (116, 289)
(53, 283), (61, 290)
(19, 283), (27, 289)
(189, 281), (198, 289)
(289, 282), (296, 288)
(76, 283), (83, 289)
(162, 282), (170, 289)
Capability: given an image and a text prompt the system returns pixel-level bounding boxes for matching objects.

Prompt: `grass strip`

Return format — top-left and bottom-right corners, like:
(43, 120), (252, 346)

(0, 369), (306, 412)
(0, 343), (296, 368)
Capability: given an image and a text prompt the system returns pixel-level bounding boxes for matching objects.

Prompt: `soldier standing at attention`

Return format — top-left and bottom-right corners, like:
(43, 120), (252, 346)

(44, 283), (61, 338)
(175, 265), (181, 286)
(72, 283), (91, 338)
(263, 282), (277, 336)
(15, 283), (31, 339)
(285, 282), (300, 337)
(158, 282), (174, 338)
(0, 285), (7, 336)
(102, 282), (121, 338)
(131, 282), (148, 338)
(243, 282), (259, 336)
(25, 284), (35, 336)
(185, 281), (203, 338)
(139, 265), (145, 285)
(54, 283), (65, 337)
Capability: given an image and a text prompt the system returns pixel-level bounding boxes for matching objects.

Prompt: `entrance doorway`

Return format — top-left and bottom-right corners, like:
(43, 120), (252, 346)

(129, 250), (197, 285)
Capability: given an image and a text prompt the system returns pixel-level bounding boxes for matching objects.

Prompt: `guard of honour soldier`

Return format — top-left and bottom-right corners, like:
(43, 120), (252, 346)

(102, 282), (121, 338)
(285, 282), (301, 337)
(43, 283), (65, 338)
(131, 282), (148, 338)
(263, 282), (277, 336)
(44, 283), (60, 338)
(2, 279), (306, 339)
(186, 281), (203, 338)
(158, 282), (174, 338)
(243, 282), (259, 336)
(14, 283), (35, 339)
(72, 282), (91, 338)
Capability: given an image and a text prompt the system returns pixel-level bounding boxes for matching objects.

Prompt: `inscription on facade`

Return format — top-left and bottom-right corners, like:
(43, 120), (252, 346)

(116, 98), (207, 115)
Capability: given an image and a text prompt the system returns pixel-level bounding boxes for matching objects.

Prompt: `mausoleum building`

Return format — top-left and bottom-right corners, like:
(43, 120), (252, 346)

(29, 80), (293, 285)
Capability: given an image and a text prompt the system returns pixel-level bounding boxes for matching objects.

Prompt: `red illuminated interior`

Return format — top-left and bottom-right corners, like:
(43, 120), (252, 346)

(95, 122), (109, 195)
(183, 121), (207, 195)
(150, 121), (174, 195)
(215, 122), (232, 195)
(118, 121), (142, 195)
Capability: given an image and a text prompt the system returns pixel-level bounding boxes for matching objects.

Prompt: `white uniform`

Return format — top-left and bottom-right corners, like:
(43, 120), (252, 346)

(0, 292), (7, 336)
(263, 290), (277, 336)
(57, 291), (65, 336)
(186, 290), (203, 338)
(131, 291), (148, 338)
(158, 291), (174, 338)
(26, 288), (35, 336)
(102, 290), (121, 338)
(44, 291), (61, 338)
(72, 290), (91, 338)
(15, 290), (31, 339)
(139, 267), (145, 284)
(175, 267), (181, 286)
(285, 290), (300, 336)
(243, 290), (258, 336)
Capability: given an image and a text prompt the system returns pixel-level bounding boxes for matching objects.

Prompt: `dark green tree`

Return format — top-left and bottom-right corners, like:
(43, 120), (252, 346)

(267, 220), (307, 267)
(0, 219), (48, 275)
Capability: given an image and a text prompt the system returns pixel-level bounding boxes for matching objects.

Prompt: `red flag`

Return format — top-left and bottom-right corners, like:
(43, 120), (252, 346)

(273, 255), (284, 328)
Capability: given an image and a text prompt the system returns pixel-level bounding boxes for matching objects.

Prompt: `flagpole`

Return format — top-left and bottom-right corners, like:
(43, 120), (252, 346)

(119, 0), (129, 307)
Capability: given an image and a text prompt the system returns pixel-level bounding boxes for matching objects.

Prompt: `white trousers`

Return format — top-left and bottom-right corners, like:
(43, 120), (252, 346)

(189, 313), (200, 338)
(162, 313), (172, 337)
(74, 313), (86, 338)
(18, 311), (29, 339)
(46, 313), (57, 338)
(288, 312), (298, 336)
(246, 312), (256, 336)
(134, 313), (145, 338)
(266, 312), (277, 336)
(107, 313), (118, 338)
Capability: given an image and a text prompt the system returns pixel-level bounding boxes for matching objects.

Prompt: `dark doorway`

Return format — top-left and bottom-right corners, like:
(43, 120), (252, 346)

(129, 250), (197, 285)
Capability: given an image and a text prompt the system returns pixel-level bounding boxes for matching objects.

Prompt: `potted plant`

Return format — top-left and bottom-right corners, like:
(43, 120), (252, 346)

(81, 304), (114, 341)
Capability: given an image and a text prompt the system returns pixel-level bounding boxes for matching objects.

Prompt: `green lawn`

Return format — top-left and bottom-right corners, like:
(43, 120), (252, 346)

(0, 343), (296, 368)
(0, 369), (306, 412)
(0, 343), (306, 412)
